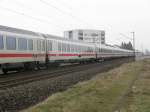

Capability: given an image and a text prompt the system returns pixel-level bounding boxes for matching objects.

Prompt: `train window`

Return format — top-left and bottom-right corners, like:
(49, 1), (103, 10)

(74, 45), (76, 52)
(67, 44), (70, 52)
(71, 44), (74, 52)
(73, 45), (76, 52)
(79, 46), (81, 52)
(83, 46), (85, 52)
(76, 45), (78, 52)
(101, 48), (104, 52)
(37, 40), (41, 51)
(78, 46), (80, 52)
(42, 41), (45, 51)
(87, 47), (92, 52)
(80, 46), (82, 52)
(64, 44), (66, 52)
(85, 46), (87, 52)
(0, 35), (4, 49)
(62, 43), (65, 52)
(58, 42), (61, 52)
(70, 45), (71, 52)
(74, 45), (77, 52)
(64, 44), (67, 52)
(61, 43), (63, 52)
(18, 38), (27, 50)
(91, 47), (94, 52)
(28, 39), (33, 50)
(6, 36), (16, 50)
(84, 46), (87, 52)
(48, 40), (52, 51)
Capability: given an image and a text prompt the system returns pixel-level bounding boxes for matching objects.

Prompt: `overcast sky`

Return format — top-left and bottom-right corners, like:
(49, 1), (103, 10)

(0, 0), (150, 51)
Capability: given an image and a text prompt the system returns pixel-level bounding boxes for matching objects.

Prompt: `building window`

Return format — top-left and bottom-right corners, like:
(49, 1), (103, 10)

(78, 32), (83, 36)
(101, 33), (105, 36)
(0, 35), (4, 49)
(69, 31), (73, 39)
(101, 37), (105, 40)
(79, 36), (83, 40)
(6, 36), (16, 50)
(91, 33), (98, 37)
(101, 41), (105, 44)
(28, 39), (33, 50)
(78, 30), (83, 35)
(18, 38), (27, 50)
(84, 34), (87, 36)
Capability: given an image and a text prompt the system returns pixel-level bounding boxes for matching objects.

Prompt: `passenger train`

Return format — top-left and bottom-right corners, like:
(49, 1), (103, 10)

(0, 25), (134, 74)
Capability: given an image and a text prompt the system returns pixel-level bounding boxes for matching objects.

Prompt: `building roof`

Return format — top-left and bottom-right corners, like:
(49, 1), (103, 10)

(64, 29), (105, 32)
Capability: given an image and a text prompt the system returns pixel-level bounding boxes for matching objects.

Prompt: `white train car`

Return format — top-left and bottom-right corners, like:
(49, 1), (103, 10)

(0, 25), (134, 74)
(45, 34), (96, 63)
(96, 44), (134, 59)
(0, 25), (46, 73)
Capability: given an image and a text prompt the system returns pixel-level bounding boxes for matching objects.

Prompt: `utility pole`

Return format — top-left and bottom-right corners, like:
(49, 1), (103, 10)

(141, 44), (144, 56)
(92, 36), (98, 59)
(131, 32), (135, 56)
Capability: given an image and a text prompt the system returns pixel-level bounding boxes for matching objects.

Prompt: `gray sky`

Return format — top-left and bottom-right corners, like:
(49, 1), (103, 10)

(0, 0), (150, 51)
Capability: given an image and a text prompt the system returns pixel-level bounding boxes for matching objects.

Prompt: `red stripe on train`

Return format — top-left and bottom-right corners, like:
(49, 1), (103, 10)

(58, 54), (79, 56)
(0, 53), (33, 57)
(0, 53), (95, 58)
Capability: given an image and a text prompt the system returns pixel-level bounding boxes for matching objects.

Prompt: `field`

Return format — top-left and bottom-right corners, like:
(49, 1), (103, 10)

(24, 59), (150, 112)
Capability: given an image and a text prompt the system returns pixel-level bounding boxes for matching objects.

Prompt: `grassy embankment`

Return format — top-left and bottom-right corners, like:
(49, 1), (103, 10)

(120, 59), (150, 112)
(24, 59), (150, 112)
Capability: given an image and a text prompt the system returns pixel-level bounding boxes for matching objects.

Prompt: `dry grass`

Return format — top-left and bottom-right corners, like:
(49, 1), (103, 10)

(120, 60), (150, 112)
(24, 60), (148, 112)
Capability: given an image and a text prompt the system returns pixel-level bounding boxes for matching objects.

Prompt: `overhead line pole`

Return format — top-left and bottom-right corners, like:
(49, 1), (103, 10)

(131, 32), (135, 57)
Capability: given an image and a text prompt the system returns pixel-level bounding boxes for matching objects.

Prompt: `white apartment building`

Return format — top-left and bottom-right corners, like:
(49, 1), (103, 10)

(64, 29), (105, 44)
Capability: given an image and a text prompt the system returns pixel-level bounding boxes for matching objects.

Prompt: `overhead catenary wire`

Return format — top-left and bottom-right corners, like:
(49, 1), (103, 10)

(50, 0), (73, 11)
(0, 5), (65, 31)
(119, 33), (133, 40)
(39, 0), (98, 29)
(12, 0), (69, 30)
(1, 0), (107, 30)
(0, 0), (120, 44)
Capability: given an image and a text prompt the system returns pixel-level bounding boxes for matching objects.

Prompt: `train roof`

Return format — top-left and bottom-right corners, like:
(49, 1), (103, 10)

(100, 44), (133, 52)
(0, 25), (40, 37)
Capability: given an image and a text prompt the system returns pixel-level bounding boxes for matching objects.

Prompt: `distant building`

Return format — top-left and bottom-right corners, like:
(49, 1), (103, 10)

(64, 29), (105, 44)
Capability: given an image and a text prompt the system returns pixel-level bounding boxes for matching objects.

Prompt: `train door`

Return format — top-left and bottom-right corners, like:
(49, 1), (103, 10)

(45, 39), (49, 66)
(95, 47), (98, 59)
(36, 39), (45, 63)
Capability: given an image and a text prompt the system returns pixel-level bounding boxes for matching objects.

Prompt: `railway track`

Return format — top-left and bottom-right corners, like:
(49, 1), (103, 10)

(0, 63), (79, 78)
(0, 58), (130, 90)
